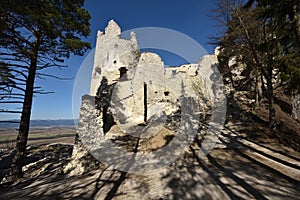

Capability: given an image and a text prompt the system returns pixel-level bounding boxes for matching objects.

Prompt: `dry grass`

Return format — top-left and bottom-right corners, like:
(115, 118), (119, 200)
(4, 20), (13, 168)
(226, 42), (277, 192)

(245, 96), (300, 151)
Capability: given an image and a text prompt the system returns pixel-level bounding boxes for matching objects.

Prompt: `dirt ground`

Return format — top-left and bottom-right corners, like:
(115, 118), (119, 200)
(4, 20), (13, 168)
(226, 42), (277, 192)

(0, 121), (299, 200)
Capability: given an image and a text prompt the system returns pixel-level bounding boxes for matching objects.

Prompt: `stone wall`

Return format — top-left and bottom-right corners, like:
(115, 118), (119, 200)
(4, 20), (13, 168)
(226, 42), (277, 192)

(90, 20), (140, 95)
(66, 20), (222, 175)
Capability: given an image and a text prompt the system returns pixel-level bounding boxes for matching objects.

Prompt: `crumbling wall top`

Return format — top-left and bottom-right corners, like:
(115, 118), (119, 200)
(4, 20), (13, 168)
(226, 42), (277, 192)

(138, 52), (164, 66)
(105, 20), (121, 37)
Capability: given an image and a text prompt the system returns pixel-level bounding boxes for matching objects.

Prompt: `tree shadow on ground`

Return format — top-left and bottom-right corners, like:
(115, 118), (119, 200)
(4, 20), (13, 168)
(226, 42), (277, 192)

(161, 135), (300, 200)
(1, 128), (299, 199)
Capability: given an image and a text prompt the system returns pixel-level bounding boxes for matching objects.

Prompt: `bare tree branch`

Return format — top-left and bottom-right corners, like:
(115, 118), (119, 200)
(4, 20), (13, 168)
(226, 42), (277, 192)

(0, 120), (20, 123)
(0, 110), (22, 113)
(36, 72), (73, 80)
(0, 101), (23, 104)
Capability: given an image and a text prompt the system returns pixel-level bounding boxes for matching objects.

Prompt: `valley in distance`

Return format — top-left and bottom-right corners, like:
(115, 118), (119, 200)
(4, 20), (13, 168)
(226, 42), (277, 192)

(0, 119), (77, 149)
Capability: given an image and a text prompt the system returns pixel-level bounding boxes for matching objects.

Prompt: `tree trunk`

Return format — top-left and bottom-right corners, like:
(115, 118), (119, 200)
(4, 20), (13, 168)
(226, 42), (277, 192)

(294, 5), (300, 42)
(10, 40), (39, 180)
(266, 68), (276, 128)
(260, 73), (266, 97)
(255, 74), (262, 107)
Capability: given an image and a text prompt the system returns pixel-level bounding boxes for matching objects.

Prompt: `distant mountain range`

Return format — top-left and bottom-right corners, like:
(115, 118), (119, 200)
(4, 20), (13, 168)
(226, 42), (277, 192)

(0, 119), (78, 128)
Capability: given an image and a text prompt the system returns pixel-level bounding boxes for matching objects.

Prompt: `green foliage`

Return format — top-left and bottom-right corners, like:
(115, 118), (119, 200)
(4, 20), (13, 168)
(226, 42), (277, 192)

(0, 0), (91, 61)
(0, 0), (91, 179)
(242, 0), (300, 93)
(216, 0), (300, 93)
(0, 62), (13, 93)
(0, 0), (91, 100)
(213, 0), (299, 128)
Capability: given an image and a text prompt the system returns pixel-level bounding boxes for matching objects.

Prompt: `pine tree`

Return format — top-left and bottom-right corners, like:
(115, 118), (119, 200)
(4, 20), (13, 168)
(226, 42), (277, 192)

(213, 0), (300, 128)
(0, 0), (91, 180)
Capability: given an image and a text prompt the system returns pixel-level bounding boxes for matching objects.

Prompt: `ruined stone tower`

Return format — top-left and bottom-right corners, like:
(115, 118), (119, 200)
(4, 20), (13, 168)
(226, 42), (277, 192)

(90, 20), (139, 96)
(65, 20), (223, 175)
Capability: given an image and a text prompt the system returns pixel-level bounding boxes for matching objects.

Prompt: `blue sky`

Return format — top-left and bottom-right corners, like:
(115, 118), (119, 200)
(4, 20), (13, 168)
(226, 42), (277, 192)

(2, 0), (219, 120)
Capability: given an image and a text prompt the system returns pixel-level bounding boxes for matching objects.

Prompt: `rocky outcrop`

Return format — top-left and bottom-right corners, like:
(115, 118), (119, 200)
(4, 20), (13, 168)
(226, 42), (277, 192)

(64, 95), (104, 176)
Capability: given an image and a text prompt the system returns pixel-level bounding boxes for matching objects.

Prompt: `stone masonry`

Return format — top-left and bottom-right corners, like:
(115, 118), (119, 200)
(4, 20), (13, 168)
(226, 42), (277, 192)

(65, 20), (223, 175)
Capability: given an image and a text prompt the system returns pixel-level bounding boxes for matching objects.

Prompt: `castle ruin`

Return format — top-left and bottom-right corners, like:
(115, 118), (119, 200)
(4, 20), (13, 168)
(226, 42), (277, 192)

(65, 20), (224, 175)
